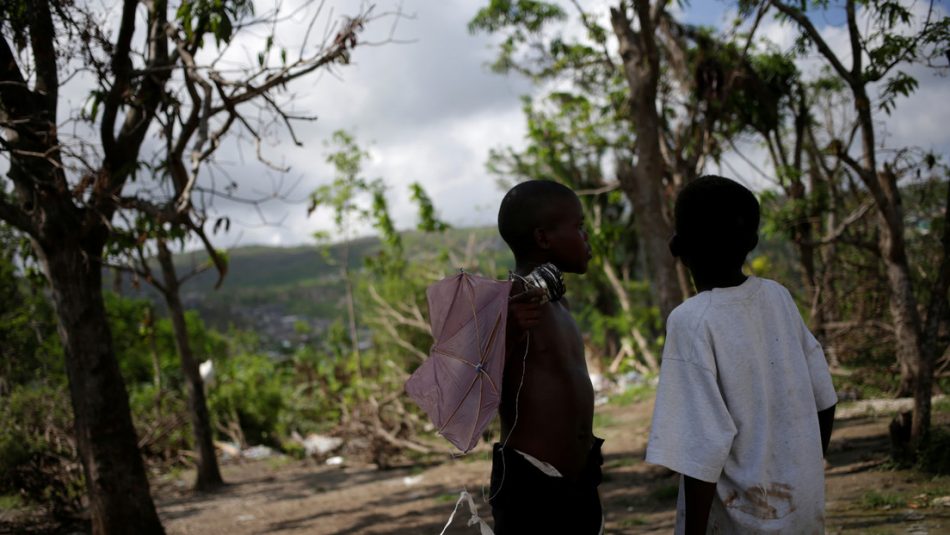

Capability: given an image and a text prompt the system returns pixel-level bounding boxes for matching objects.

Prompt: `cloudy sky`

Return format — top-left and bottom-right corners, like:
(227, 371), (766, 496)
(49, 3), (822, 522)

(22, 0), (950, 249)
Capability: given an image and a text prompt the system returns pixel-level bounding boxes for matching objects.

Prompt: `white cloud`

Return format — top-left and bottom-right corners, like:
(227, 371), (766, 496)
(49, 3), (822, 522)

(5, 0), (945, 251)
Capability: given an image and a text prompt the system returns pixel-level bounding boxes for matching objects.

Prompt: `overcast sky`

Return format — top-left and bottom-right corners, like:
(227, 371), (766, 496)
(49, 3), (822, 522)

(14, 0), (950, 249)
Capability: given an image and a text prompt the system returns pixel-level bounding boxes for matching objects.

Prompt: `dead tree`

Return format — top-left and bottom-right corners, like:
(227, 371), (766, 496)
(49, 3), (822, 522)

(0, 0), (386, 528)
(764, 0), (949, 450)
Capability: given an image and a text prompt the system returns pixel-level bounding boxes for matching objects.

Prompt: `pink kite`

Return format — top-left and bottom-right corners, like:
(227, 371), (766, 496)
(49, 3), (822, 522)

(405, 272), (513, 453)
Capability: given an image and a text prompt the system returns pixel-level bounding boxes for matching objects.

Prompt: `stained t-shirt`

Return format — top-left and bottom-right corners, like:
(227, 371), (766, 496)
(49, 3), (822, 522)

(645, 276), (837, 534)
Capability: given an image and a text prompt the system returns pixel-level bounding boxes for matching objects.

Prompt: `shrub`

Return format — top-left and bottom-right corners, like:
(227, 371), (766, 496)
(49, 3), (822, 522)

(128, 383), (191, 467)
(207, 352), (292, 447)
(0, 383), (84, 517)
(916, 426), (950, 475)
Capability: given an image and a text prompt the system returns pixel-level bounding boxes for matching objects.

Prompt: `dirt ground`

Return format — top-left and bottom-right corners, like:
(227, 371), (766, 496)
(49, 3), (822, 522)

(155, 398), (950, 535)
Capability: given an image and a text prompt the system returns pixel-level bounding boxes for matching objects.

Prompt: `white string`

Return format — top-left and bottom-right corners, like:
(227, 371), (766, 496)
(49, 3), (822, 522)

(485, 332), (529, 504)
(439, 272), (532, 533)
(438, 490), (494, 535)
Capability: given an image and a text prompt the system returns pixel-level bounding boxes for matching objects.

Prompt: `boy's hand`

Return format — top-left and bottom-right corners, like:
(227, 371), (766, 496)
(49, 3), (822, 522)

(508, 286), (544, 331)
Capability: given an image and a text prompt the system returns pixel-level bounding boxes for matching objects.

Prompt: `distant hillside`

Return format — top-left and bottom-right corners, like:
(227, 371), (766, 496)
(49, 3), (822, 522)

(111, 227), (510, 345)
(176, 236), (382, 294)
(176, 226), (507, 293)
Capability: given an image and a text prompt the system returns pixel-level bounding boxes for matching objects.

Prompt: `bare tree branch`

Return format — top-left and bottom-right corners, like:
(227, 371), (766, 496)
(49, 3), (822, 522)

(188, 219), (228, 290)
(99, 0), (139, 161)
(767, 0), (852, 84)
(209, 10), (371, 114)
(845, 0), (862, 78)
(810, 199), (874, 246)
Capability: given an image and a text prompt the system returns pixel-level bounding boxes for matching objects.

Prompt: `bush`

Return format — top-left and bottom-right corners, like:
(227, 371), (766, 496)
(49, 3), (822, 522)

(128, 383), (191, 466)
(916, 426), (950, 475)
(0, 383), (84, 517)
(207, 352), (292, 447)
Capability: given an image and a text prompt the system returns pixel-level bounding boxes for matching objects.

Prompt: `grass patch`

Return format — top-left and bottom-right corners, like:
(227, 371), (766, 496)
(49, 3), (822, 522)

(436, 492), (459, 503)
(593, 413), (617, 429)
(609, 384), (655, 407)
(860, 490), (905, 509)
(266, 455), (293, 470)
(408, 464), (428, 475)
(933, 398), (950, 415)
(604, 457), (638, 469)
(650, 483), (679, 502)
(462, 450), (493, 463)
(0, 494), (22, 510)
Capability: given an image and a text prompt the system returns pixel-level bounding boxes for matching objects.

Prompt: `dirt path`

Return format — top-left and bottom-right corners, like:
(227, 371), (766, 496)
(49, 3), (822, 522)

(157, 399), (950, 534)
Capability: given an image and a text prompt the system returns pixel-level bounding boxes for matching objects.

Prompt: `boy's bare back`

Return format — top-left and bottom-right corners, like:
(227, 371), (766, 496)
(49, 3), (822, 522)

(499, 292), (595, 480)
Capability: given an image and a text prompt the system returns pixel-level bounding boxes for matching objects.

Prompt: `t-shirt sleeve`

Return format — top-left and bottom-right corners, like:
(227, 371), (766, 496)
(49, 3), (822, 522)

(803, 328), (838, 411)
(645, 312), (737, 483)
(781, 284), (838, 411)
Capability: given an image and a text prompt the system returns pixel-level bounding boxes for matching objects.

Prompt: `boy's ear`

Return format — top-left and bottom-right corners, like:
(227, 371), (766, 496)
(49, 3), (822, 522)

(533, 227), (551, 250)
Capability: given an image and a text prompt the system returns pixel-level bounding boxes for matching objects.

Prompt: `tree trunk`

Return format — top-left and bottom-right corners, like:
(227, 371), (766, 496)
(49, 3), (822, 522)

(919, 178), (950, 443)
(610, 3), (682, 323)
(874, 167), (922, 399)
(157, 240), (224, 491)
(874, 167), (926, 441)
(850, 79), (927, 442)
(37, 238), (165, 535)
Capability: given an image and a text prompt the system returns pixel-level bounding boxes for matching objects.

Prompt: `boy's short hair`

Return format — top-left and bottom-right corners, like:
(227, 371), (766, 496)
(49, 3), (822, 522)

(498, 180), (577, 256)
(673, 175), (759, 261)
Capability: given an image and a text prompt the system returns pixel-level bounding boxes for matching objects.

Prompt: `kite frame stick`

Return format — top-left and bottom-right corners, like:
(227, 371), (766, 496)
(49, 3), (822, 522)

(435, 276), (504, 446)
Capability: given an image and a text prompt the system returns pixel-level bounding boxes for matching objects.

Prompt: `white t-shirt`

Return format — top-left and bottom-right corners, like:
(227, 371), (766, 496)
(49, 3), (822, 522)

(645, 276), (837, 534)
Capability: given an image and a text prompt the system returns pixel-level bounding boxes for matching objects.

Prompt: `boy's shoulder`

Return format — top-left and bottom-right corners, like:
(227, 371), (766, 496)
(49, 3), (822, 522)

(667, 277), (795, 331)
(667, 291), (713, 333)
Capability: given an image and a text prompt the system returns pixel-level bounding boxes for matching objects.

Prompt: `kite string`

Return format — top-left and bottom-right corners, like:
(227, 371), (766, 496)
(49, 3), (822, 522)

(485, 332), (529, 504)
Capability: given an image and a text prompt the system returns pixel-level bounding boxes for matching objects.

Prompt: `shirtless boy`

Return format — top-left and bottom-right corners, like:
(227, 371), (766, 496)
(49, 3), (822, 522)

(491, 180), (602, 534)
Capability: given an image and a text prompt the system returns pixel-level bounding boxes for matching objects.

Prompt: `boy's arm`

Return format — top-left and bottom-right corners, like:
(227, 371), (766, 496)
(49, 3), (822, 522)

(684, 476), (716, 535)
(507, 285), (544, 334)
(818, 404), (836, 456)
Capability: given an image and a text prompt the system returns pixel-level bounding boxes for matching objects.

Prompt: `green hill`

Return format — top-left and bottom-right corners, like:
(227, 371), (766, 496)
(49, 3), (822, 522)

(111, 227), (510, 343)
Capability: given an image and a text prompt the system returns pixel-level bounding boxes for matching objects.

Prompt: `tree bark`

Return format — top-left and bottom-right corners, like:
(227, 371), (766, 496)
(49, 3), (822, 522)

(37, 238), (165, 535)
(157, 239), (224, 491)
(855, 84), (925, 409)
(610, 2), (682, 323)
(845, 8), (927, 444)
(3, 6), (165, 525)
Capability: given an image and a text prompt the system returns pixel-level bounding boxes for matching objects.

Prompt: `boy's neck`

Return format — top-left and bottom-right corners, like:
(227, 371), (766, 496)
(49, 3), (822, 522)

(691, 269), (748, 293)
(513, 257), (546, 277)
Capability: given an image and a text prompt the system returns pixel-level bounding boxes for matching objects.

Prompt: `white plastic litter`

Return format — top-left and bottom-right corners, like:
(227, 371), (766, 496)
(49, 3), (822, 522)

(439, 490), (493, 535)
(325, 456), (344, 466)
(302, 433), (343, 457)
(199, 360), (215, 387)
(215, 440), (241, 460)
(589, 372), (606, 392)
(402, 475), (423, 486)
(242, 445), (275, 460)
(933, 496), (950, 507)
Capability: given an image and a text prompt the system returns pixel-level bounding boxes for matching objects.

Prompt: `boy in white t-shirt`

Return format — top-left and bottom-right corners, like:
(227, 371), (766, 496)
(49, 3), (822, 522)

(645, 175), (837, 534)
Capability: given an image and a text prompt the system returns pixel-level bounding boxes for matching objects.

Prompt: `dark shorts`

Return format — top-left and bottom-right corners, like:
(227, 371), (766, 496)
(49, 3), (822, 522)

(489, 438), (604, 535)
